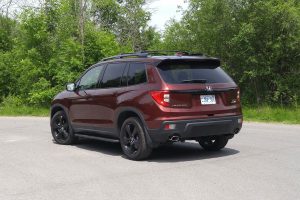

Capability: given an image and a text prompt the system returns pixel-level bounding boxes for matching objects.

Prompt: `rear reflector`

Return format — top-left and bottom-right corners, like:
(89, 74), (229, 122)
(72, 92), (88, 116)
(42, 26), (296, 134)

(164, 124), (176, 130)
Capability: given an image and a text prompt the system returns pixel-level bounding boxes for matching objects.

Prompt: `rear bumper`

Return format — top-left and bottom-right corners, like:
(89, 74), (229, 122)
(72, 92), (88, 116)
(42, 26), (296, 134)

(147, 115), (243, 145)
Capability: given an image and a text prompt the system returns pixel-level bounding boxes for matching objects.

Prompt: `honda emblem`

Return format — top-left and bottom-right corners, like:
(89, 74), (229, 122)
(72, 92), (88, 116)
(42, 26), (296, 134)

(206, 86), (212, 91)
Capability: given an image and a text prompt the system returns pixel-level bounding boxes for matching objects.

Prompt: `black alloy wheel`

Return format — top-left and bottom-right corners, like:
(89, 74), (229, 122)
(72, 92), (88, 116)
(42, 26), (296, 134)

(120, 117), (152, 160)
(198, 135), (228, 151)
(51, 111), (76, 145)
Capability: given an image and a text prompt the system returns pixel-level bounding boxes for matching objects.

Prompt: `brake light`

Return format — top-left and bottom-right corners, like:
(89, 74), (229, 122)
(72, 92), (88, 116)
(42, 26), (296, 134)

(150, 91), (170, 107)
(229, 89), (240, 104)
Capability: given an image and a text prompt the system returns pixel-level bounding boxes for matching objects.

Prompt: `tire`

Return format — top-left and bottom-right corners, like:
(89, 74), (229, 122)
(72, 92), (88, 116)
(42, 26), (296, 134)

(51, 111), (77, 145)
(120, 117), (152, 160)
(198, 135), (228, 151)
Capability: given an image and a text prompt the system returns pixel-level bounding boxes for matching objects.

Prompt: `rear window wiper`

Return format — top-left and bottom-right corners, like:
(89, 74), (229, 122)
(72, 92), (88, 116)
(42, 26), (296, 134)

(181, 79), (207, 83)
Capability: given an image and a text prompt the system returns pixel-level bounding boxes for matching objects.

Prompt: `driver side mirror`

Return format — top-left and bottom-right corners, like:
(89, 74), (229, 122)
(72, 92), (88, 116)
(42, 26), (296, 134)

(66, 83), (76, 92)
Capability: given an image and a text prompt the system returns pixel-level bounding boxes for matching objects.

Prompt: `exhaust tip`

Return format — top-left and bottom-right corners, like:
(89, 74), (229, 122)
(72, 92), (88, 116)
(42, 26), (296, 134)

(169, 135), (180, 142)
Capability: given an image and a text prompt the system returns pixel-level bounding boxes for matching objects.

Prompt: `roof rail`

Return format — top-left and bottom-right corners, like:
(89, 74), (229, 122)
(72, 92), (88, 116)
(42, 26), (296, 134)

(188, 53), (204, 56)
(101, 52), (148, 61)
(101, 50), (204, 61)
(141, 50), (204, 56)
(140, 50), (190, 56)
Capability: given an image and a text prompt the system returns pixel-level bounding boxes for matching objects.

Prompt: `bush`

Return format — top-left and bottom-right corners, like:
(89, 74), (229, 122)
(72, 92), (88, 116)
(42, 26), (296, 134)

(28, 78), (58, 107)
(0, 96), (24, 107)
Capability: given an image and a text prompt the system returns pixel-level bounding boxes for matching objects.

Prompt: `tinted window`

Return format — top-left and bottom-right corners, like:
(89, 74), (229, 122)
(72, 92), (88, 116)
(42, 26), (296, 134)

(157, 62), (234, 84)
(78, 65), (104, 90)
(120, 65), (129, 87)
(127, 63), (147, 86)
(101, 63), (126, 88)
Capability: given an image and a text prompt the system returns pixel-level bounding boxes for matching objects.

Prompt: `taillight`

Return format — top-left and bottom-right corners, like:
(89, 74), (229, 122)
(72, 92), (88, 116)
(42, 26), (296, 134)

(150, 91), (170, 107)
(228, 89), (240, 104)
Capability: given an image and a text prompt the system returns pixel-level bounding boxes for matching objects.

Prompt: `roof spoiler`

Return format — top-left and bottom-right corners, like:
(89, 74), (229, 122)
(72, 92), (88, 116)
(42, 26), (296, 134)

(156, 58), (221, 67)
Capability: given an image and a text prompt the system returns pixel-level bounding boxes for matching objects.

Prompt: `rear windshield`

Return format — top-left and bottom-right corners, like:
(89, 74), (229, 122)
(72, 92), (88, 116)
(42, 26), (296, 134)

(157, 62), (234, 84)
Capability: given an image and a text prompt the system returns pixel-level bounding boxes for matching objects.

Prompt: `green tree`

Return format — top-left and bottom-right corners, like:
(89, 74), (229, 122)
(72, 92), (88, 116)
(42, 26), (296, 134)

(0, 0), (122, 106)
(163, 0), (300, 106)
(0, 15), (15, 52)
(91, 0), (121, 30)
(91, 0), (156, 51)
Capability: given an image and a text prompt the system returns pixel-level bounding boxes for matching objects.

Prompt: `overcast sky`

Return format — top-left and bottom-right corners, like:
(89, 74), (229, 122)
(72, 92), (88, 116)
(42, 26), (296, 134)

(147, 0), (188, 31)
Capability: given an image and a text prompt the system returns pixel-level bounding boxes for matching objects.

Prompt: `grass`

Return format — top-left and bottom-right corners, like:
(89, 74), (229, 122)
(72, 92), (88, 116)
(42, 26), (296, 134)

(0, 105), (49, 117)
(0, 105), (299, 124)
(243, 106), (300, 124)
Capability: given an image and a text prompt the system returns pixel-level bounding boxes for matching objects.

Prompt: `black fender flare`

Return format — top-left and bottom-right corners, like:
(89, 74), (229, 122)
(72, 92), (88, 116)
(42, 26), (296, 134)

(50, 103), (71, 125)
(114, 107), (154, 147)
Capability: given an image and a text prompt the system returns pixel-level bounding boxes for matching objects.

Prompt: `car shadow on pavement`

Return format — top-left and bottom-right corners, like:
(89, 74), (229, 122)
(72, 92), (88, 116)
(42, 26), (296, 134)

(73, 139), (122, 157)
(72, 139), (239, 162)
(148, 142), (239, 163)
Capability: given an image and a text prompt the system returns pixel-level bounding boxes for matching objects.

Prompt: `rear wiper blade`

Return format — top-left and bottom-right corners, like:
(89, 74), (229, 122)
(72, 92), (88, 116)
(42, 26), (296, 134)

(181, 79), (207, 83)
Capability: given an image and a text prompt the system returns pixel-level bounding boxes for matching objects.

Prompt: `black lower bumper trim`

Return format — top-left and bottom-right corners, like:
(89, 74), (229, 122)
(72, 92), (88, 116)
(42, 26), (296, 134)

(147, 115), (242, 145)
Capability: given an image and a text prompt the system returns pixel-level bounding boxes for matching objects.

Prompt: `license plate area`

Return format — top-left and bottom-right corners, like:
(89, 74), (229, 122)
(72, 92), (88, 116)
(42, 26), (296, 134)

(200, 95), (216, 105)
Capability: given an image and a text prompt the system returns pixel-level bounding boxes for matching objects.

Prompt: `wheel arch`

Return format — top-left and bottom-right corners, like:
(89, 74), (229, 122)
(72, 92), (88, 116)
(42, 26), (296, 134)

(50, 104), (69, 120)
(115, 107), (154, 148)
(115, 107), (147, 132)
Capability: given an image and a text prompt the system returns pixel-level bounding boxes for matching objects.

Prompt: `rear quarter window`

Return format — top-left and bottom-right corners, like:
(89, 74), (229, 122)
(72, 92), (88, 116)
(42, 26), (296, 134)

(157, 61), (234, 84)
(127, 63), (147, 86)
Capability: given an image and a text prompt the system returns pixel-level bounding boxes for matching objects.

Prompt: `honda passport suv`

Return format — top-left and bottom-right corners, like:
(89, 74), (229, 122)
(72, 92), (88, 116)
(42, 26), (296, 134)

(50, 51), (243, 160)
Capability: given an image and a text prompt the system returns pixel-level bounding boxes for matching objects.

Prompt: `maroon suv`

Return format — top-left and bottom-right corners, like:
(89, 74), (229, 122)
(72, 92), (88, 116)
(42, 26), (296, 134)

(50, 51), (243, 160)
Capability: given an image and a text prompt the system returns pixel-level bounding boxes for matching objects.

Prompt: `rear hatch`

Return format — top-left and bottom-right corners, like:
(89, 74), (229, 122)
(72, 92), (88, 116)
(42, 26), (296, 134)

(155, 59), (240, 118)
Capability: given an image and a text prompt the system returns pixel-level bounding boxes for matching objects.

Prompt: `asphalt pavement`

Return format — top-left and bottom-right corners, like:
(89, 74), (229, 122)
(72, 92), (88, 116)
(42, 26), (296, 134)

(0, 117), (300, 200)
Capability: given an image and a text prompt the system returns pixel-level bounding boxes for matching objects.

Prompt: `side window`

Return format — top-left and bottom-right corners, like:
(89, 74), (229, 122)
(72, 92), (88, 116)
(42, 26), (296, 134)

(120, 65), (129, 87)
(78, 65), (104, 90)
(101, 63), (127, 88)
(127, 63), (147, 86)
